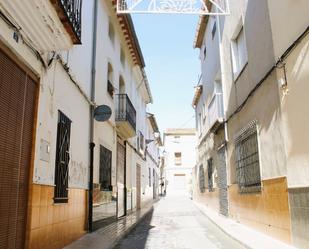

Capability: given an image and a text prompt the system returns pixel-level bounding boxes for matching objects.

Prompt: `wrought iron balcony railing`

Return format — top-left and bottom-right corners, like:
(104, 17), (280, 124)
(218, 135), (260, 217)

(57, 0), (82, 43)
(115, 94), (136, 132)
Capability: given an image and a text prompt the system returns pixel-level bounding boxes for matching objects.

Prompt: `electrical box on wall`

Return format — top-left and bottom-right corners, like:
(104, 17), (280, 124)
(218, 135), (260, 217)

(40, 139), (50, 162)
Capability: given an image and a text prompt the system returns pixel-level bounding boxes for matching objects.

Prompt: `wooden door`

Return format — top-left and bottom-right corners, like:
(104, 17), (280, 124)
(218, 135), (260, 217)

(0, 49), (37, 249)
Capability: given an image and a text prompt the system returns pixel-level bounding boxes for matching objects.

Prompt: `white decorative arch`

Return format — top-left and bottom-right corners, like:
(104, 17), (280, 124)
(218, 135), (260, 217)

(117, 0), (229, 15)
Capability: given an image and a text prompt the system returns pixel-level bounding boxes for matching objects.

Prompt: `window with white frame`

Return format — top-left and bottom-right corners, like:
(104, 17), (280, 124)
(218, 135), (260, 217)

(231, 27), (248, 80)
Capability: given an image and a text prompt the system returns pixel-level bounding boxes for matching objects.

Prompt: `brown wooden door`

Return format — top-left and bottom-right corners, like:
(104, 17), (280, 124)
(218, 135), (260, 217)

(0, 49), (37, 249)
(136, 164), (141, 209)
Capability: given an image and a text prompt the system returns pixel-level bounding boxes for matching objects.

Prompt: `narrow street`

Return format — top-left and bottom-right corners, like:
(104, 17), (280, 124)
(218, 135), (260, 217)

(115, 193), (246, 249)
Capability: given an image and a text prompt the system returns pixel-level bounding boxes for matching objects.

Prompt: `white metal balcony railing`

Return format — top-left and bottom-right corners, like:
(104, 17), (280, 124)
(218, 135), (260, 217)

(207, 93), (224, 131)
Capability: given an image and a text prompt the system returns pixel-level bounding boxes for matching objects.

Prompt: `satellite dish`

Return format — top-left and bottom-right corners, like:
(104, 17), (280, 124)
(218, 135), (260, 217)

(94, 105), (112, 122)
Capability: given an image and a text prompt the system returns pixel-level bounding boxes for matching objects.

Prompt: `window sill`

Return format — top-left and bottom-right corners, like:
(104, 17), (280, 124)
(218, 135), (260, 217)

(238, 184), (261, 194)
(233, 62), (248, 84)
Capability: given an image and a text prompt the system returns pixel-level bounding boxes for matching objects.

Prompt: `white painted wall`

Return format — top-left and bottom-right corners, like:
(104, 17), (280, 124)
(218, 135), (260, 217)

(267, 0), (309, 60)
(164, 131), (196, 193)
(0, 2), (93, 189)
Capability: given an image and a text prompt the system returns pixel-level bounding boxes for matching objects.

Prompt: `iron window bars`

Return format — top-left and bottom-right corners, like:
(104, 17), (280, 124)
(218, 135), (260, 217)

(99, 145), (112, 191)
(207, 158), (214, 192)
(199, 164), (205, 193)
(235, 121), (261, 193)
(54, 111), (71, 203)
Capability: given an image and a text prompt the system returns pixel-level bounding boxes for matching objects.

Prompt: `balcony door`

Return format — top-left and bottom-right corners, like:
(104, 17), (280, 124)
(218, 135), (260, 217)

(117, 141), (126, 217)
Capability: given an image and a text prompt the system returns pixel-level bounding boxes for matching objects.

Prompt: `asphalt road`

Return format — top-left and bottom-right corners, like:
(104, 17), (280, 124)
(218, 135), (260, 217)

(114, 192), (246, 249)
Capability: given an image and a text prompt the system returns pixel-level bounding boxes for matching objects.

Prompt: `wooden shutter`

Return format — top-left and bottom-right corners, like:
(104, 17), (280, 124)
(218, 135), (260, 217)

(0, 49), (37, 249)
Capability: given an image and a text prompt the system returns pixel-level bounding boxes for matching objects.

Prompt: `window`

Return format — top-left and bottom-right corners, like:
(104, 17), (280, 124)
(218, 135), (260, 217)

(199, 165), (205, 193)
(108, 22), (115, 45)
(173, 135), (180, 143)
(212, 21), (217, 40)
(207, 158), (214, 192)
(54, 111), (71, 203)
(231, 27), (248, 80)
(174, 152), (182, 165)
(120, 48), (125, 67)
(235, 121), (261, 193)
(202, 103), (206, 123)
(99, 145), (112, 191)
(107, 63), (114, 97)
(137, 131), (145, 153)
(148, 168), (151, 187)
(198, 113), (202, 135)
(203, 45), (207, 60)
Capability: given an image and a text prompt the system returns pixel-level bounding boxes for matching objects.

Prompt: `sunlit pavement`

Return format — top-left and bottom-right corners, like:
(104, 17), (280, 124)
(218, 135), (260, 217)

(114, 191), (246, 249)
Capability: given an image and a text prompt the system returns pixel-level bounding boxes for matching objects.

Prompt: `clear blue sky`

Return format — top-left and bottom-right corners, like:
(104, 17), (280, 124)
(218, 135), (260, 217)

(132, 15), (200, 133)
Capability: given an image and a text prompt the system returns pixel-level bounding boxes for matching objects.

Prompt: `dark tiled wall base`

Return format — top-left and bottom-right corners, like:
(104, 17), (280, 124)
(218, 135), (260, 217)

(289, 187), (309, 249)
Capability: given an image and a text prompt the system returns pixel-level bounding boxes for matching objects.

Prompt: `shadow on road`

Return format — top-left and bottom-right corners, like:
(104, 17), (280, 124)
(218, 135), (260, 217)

(114, 208), (155, 249)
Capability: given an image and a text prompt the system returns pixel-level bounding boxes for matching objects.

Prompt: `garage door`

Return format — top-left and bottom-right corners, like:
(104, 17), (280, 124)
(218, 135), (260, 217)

(173, 174), (186, 190)
(0, 49), (37, 249)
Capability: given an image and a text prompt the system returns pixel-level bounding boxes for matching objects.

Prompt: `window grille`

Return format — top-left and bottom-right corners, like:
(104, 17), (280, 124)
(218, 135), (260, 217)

(54, 111), (71, 203)
(199, 165), (205, 193)
(100, 145), (112, 191)
(235, 121), (261, 193)
(207, 158), (214, 191)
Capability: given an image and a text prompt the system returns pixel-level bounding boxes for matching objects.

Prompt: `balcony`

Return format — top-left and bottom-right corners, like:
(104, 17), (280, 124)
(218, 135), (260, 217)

(208, 93), (224, 132)
(115, 94), (136, 139)
(0, 0), (82, 52)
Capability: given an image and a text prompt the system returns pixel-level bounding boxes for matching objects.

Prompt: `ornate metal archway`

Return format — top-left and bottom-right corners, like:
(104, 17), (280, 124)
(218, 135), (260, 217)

(117, 0), (230, 15)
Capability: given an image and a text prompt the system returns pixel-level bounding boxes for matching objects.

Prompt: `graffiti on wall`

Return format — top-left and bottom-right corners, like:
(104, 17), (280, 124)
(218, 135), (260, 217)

(69, 160), (88, 189)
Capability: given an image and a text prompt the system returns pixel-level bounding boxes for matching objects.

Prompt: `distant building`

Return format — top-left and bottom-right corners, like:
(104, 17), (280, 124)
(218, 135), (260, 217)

(163, 129), (196, 194)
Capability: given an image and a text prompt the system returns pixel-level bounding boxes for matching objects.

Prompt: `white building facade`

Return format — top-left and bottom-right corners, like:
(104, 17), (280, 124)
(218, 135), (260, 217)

(163, 129), (196, 195)
(0, 0), (158, 248)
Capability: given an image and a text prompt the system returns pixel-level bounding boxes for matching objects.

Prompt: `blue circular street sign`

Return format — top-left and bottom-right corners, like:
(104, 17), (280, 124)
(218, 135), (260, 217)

(94, 105), (112, 122)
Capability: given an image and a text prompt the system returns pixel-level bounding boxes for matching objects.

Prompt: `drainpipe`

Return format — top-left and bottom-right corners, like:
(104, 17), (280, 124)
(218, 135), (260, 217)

(216, 7), (230, 214)
(88, 0), (98, 233)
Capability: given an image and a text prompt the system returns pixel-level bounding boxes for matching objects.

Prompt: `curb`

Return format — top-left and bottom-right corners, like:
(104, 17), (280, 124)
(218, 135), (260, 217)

(193, 201), (252, 249)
